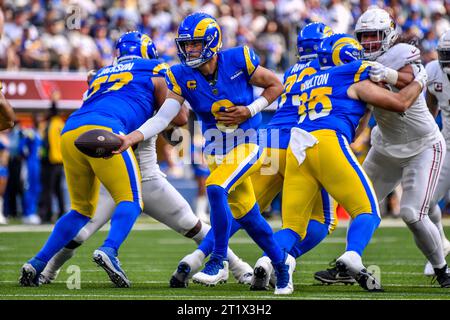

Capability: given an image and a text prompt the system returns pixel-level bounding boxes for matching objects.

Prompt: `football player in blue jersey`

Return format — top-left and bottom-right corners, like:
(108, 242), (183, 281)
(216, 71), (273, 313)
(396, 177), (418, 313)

(276, 33), (427, 291)
(249, 22), (343, 289)
(19, 31), (177, 287)
(116, 13), (296, 294)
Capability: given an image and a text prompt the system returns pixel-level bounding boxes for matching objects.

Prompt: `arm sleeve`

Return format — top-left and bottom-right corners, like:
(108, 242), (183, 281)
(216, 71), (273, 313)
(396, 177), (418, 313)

(136, 98), (182, 140)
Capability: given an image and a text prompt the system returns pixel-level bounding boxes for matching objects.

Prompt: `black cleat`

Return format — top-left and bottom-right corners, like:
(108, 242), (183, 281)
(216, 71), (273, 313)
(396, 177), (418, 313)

(335, 261), (384, 292)
(19, 264), (39, 287)
(432, 265), (450, 288)
(170, 262), (191, 288)
(250, 266), (270, 291)
(314, 263), (356, 285)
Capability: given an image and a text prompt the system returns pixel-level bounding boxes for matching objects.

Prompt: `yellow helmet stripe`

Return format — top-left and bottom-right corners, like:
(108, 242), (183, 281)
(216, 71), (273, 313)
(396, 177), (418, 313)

(331, 37), (363, 66)
(323, 26), (333, 37)
(243, 46), (256, 76)
(333, 37), (362, 50)
(193, 18), (222, 53)
(140, 35), (151, 59)
(193, 18), (216, 38)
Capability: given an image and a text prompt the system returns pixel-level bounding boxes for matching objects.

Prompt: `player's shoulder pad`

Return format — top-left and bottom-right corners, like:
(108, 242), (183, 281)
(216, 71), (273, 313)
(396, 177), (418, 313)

(224, 46), (260, 77)
(332, 60), (371, 82)
(165, 63), (186, 96)
(377, 43), (421, 70)
(151, 59), (170, 77)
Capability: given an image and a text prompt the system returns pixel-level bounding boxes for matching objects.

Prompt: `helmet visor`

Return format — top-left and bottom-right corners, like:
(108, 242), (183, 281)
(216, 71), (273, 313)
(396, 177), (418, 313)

(356, 30), (383, 54)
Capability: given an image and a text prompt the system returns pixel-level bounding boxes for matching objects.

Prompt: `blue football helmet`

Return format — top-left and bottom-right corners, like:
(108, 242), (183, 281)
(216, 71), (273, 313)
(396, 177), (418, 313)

(317, 33), (364, 69)
(297, 22), (333, 61)
(116, 31), (158, 62)
(175, 13), (222, 68)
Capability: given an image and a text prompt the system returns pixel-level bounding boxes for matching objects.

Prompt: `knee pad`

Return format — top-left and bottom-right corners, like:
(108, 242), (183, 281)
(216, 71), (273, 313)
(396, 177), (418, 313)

(400, 206), (420, 225)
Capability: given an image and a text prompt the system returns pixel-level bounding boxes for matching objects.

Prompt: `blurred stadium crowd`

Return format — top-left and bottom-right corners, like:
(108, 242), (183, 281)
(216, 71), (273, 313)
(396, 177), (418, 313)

(1, 0), (450, 72)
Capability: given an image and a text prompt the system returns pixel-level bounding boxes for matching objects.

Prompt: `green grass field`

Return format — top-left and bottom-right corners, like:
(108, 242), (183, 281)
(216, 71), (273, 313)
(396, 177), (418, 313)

(1, 224), (449, 300)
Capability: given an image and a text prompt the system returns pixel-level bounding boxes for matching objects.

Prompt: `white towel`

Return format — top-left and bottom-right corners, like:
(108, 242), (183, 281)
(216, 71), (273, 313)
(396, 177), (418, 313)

(289, 127), (319, 166)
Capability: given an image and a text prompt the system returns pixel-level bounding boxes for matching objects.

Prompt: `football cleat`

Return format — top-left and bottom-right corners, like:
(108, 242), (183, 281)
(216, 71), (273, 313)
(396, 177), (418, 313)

(38, 268), (60, 285)
(93, 247), (131, 288)
(335, 256), (383, 292)
(250, 256), (273, 291)
(19, 258), (46, 287)
(273, 254), (296, 295)
(169, 262), (191, 288)
(314, 261), (356, 285)
(230, 258), (253, 285)
(192, 255), (229, 286)
(432, 265), (450, 288)
(424, 239), (450, 276)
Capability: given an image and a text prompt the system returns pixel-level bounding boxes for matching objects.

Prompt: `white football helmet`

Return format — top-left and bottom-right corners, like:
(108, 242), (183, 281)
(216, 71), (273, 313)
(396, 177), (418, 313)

(354, 7), (399, 60)
(437, 30), (450, 75)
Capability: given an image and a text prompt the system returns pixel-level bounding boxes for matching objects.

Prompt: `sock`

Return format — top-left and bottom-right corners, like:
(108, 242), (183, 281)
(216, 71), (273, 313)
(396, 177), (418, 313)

(192, 222), (211, 245)
(198, 216), (241, 256)
(346, 213), (380, 256)
(102, 201), (141, 252)
(407, 216), (446, 269)
(196, 195), (209, 216)
(271, 228), (301, 256)
(290, 220), (329, 258)
(237, 203), (286, 264)
(41, 247), (76, 278)
(35, 210), (90, 263)
(206, 185), (233, 258)
(429, 204), (447, 243)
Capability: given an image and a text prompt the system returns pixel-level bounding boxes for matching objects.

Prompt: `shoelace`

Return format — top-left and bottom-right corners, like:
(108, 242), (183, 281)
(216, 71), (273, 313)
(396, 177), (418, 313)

(203, 258), (223, 275)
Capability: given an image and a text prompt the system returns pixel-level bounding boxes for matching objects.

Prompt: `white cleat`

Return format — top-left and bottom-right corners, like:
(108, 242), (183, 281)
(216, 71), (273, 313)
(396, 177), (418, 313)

(424, 238), (450, 276)
(39, 269), (60, 285)
(336, 251), (383, 292)
(192, 259), (229, 286)
(0, 213), (7, 225)
(250, 256), (273, 291)
(274, 254), (296, 295)
(22, 214), (41, 225)
(230, 258), (253, 285)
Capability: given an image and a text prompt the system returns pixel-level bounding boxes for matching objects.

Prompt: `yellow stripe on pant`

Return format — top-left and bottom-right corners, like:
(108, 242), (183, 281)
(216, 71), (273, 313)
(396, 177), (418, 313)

(282, 129), (378, 239)
(61, 125), (143, 218)
(206, 143), (265, 219)
(250, 147), (338, 234)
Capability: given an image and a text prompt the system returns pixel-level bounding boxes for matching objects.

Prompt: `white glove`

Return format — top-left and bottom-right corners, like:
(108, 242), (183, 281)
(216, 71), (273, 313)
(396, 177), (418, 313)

(369, 62), (399, 85)
(411, 63), (427, 89)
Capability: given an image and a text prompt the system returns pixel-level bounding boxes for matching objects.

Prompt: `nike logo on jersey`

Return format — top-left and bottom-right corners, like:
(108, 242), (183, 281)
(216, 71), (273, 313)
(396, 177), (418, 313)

(231, 70), (243, 80)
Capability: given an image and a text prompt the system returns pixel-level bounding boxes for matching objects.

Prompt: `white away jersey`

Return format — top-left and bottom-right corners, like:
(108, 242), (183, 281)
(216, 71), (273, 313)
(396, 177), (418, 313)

(426, 60), (450, 145)
(371, 43), (441, 158)
(134, 135), (165, 181)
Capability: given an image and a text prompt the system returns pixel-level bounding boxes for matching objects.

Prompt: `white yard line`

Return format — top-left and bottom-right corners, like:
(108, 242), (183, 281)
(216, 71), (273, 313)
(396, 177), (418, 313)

(2, 218), (449, 233)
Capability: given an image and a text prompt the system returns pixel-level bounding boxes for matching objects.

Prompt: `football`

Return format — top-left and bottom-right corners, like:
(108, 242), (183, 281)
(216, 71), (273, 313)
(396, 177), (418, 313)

(74, 129), (122, 158)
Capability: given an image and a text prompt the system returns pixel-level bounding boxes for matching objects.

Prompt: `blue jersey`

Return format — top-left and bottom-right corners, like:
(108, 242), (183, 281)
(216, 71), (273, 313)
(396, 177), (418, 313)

(293, 60), (371, 142)
(264, 59), (320, 149)
(166, 46), (261, 155)
(63, 58), (168, 134)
